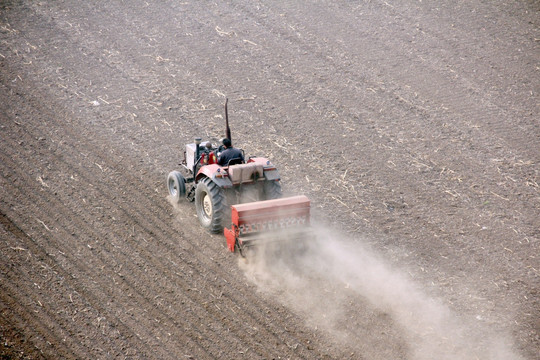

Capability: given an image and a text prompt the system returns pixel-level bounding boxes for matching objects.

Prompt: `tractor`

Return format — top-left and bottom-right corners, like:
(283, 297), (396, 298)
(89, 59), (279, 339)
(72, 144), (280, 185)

(167, 99), (311, 254)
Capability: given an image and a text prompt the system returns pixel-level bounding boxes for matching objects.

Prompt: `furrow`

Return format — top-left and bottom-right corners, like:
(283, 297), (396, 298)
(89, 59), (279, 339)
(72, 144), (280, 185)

(0, 118), (314, 358)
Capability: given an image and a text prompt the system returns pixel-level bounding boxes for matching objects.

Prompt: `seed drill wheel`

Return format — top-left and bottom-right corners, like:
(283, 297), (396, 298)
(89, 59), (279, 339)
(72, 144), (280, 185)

(195, 177), (226, 233)
(167, 171), (186, 203)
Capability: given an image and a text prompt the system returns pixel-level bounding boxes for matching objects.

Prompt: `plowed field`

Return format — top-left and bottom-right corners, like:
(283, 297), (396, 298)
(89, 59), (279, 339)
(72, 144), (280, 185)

(1, 1), (538, 359)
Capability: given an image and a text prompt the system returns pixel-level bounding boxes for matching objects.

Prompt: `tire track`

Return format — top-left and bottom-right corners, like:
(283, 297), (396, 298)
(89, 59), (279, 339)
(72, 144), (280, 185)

(0, 184), (187, 358)
(0, 133), (248, 359)
(0, 89), (329, 359)
(0, 103), (234, 357)
(0, 284), (75, 359)
(0, 4), (338, 352)
(1, 207), (131, 359)
(1, 214), (83, 359)
(4, 99), (319, 358)
(0, 122), (318, 359)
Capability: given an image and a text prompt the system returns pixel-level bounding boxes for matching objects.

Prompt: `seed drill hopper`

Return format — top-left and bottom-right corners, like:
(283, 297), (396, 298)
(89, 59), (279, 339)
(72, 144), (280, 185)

(167, 99), (311, 254)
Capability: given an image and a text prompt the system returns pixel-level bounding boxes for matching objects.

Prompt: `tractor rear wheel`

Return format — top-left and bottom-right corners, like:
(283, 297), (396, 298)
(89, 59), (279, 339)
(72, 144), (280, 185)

(167, 171), (186, 203)
(195, 177), (226, 233)
(264, 180), (283, 200)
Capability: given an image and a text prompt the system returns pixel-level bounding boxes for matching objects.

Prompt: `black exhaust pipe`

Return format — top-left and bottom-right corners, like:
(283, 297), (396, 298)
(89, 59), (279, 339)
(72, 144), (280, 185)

(225, 98), (231, 143)
(194, 137), (201, 178)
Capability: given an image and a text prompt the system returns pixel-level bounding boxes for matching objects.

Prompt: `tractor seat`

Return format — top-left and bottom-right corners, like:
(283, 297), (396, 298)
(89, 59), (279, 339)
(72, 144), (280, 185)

(226, 157), (244, 166)
(228, 163), (264, 185)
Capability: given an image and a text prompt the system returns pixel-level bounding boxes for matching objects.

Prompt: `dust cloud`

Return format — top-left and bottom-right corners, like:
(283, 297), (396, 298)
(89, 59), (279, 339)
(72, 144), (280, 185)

(239, 226), (522, 360)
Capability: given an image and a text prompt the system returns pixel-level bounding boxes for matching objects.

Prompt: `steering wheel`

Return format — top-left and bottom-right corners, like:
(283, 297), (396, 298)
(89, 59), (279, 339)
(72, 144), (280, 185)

(215, 145), (224, 156)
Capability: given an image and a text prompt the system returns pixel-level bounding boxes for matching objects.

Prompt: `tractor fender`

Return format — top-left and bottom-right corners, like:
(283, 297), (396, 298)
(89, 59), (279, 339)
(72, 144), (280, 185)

(264, 169), (281, 180)
(196, 164), (233, 188)
(248, 157), (281, 181)
(263, 169), (281, 181)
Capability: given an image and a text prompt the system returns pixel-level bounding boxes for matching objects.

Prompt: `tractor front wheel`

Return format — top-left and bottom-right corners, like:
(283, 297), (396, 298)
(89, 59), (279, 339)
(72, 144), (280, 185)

(195, 177), (226, 233)
(167, 171), (186, 203)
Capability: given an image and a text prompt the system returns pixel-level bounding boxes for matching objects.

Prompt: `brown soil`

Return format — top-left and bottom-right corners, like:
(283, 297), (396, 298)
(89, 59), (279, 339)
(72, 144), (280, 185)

(1, 1), (538, 359)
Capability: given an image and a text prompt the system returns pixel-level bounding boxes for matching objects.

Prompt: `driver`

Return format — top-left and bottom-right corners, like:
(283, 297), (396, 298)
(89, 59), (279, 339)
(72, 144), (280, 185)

(217, 138), (244, 166)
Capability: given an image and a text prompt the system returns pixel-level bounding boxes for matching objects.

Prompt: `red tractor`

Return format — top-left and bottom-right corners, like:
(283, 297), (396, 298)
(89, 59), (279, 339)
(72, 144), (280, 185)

(167, 100), (310, 254)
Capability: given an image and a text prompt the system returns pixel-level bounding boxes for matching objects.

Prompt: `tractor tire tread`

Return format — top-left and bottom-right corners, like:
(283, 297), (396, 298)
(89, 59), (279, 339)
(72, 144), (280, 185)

(195, 177), (227, 233)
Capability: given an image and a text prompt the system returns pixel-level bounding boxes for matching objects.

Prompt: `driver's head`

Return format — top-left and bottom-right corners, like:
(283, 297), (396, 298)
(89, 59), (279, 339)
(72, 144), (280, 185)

(222, 138), (232, 148)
